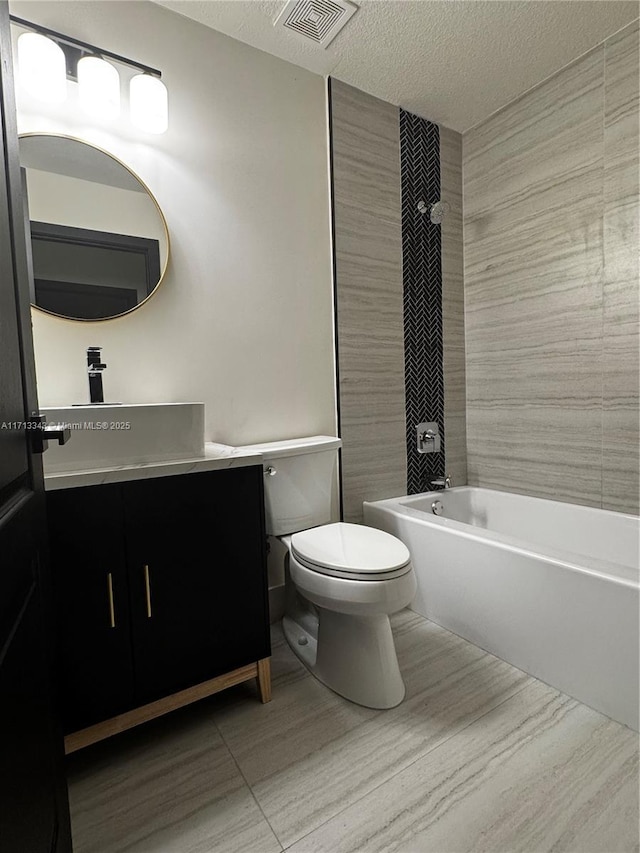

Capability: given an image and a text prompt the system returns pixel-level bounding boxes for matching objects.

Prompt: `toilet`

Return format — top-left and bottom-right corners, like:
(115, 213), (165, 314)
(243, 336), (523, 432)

(246, 435), (417, 709)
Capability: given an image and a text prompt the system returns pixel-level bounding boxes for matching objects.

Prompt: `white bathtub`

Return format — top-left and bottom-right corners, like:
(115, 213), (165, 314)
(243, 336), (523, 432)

(364, 487), (639, 730)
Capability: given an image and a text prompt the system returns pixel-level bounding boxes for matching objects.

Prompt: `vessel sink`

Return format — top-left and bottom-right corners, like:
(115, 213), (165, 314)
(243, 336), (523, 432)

(40, 402), (205, 474)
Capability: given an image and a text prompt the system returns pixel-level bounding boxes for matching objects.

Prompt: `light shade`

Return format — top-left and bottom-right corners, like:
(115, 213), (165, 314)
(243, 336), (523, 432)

(130, 74), (168, 134)
(17, 32), (67, 104)
(78, 56), (120, 120)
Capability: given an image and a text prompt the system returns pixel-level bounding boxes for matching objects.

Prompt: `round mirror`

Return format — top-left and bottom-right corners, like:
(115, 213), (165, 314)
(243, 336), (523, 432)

(19, 134), (169, 321)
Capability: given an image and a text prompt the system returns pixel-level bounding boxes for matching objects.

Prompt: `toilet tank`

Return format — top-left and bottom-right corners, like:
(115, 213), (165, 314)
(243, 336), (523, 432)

(240, 436), (341, 535)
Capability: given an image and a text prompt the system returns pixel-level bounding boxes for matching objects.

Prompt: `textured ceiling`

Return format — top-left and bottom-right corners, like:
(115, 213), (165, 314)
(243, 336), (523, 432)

(154, 0), (638, 131)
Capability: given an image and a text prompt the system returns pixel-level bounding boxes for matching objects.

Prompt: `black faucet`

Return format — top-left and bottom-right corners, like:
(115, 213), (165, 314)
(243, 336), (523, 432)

(87, 347), (107, 404)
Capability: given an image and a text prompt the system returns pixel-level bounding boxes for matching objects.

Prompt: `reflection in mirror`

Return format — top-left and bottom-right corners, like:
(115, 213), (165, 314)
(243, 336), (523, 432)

(19, 134), (169, 321)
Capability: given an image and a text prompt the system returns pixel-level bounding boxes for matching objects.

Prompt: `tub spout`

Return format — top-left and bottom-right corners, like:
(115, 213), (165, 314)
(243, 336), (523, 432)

(430, 475), (452, 489)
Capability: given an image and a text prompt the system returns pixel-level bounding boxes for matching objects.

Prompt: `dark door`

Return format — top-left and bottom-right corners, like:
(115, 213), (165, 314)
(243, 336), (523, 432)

(47, 484), (135, 733)
(123, 467), (270, 705)
(0, 4), (72, 850)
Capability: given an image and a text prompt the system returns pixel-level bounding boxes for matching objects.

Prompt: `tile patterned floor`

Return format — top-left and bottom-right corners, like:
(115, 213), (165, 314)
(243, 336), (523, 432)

(66, 611), (639, 853)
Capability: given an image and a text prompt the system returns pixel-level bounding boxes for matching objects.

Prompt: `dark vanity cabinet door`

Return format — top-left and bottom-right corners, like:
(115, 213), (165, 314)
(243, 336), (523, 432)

(47, 483), (135, 732)
(122, 467), (270, 706)
(46, 466), (270, 733)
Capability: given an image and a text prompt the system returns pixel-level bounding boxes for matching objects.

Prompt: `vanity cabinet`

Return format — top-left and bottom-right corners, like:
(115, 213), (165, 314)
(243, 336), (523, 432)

(46, 466), (270, 739)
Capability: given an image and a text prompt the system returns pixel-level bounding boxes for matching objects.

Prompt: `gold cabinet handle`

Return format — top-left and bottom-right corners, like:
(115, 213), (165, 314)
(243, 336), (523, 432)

(107, 572), (116, 628)
(144, 564), (152, 618)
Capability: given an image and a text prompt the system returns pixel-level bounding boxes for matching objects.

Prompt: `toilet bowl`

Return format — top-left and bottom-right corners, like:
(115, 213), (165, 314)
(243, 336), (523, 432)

(282, 522), (416, 709)
(240, 436), (417, 710)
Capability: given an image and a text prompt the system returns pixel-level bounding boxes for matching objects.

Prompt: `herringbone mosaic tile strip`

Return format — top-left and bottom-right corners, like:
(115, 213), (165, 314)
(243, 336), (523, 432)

(400, 109), (445, 494)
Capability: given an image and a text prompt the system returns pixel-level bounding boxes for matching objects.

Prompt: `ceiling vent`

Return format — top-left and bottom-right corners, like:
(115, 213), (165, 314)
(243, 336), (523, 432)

(274, 0), (358, 48)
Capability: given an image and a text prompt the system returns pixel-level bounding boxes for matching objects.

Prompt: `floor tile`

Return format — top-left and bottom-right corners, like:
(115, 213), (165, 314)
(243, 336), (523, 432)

(217, 611), (532, 847)
(212, 623), (379, 787)
(66, 702), (282, 853)
(67, 611), (638, 853)
(287, 679), (639, 853)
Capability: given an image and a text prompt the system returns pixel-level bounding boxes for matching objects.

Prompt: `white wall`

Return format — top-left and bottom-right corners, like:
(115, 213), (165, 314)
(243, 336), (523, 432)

(12, 0), (336, 445)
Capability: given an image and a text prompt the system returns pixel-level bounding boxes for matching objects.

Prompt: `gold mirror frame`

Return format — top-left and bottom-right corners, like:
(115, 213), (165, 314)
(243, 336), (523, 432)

(20, 132), (170, 322)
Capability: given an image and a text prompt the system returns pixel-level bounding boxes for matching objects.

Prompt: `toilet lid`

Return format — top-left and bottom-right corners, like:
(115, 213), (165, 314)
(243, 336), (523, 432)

(291, 522), (410, 576)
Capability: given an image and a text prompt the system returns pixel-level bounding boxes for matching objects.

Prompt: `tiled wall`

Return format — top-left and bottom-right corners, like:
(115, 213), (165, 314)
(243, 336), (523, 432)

(463, 21), (639, 514)
(603, 23), (640, 513)
(440, 127), (467, 488)
(400, 110), (445, 494)
(330, 80), (407, 523)
(331, 80), (467, 521)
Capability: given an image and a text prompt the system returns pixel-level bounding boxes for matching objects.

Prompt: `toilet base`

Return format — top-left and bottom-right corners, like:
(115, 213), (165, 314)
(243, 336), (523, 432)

(283, 605), (406, 709)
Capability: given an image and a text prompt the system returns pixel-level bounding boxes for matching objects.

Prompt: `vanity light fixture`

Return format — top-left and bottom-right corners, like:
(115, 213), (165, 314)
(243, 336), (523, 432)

(11, 15), (168, 134)
(78, 56), (120, 120)
(17, 31), (67, 104)
(129, 74), (168, 135)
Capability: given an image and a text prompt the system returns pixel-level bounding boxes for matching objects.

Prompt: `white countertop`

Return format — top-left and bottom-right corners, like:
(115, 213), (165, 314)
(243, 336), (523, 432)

(44, 443), (264, 491)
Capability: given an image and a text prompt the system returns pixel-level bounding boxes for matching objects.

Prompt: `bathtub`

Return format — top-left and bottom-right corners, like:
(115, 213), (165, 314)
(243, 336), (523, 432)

(364, 487), (639, 730)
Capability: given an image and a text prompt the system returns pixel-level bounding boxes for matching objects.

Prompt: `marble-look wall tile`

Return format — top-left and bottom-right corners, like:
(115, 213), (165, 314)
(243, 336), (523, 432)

(332, 82), (468, 515)
(331, 80), (407, 521)
(440, 125), (467, 486)
(603, 21), (640, 514)
(443, 345), (467, 487)
(463, 34), (639, 512)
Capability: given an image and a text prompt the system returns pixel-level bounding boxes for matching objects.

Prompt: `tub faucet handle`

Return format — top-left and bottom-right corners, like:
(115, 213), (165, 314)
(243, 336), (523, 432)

(416, 422), (441, 454)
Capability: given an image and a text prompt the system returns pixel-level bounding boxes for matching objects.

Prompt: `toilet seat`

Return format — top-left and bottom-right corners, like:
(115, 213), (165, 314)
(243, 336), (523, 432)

(291, 522), (411, 581)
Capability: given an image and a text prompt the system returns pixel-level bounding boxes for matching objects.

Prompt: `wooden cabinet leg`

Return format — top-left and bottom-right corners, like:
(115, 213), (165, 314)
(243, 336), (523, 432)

(256, 657), (271, 703)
